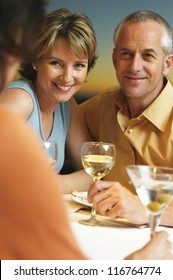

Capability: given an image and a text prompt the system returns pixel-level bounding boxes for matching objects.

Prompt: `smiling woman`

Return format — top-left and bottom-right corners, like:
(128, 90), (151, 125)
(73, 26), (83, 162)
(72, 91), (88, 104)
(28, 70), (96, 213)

(34, 37), (89, 104)
(0, 7), (97, 193)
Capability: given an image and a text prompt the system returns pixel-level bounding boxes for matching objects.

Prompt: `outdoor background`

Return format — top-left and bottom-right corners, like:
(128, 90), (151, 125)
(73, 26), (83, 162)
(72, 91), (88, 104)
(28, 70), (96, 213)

(46, 0), (173, 99)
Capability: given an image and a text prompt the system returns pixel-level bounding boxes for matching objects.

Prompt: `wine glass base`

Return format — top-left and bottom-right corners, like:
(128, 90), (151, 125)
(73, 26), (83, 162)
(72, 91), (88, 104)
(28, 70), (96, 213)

(79, 216), (100, 226)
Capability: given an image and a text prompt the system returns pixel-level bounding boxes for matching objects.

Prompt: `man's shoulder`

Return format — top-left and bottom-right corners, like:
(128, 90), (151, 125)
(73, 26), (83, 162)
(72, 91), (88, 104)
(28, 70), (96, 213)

(97, 86), (120, 99)
(80, 85), (120, 108)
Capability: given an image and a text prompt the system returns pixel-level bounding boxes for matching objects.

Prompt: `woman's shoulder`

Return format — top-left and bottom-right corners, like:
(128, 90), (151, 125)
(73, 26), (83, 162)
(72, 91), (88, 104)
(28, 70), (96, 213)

(6, 78), (34, 92)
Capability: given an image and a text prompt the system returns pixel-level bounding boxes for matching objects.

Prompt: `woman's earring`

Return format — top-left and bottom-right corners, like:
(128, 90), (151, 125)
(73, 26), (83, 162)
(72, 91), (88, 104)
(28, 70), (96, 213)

(33, 65), (37, 71)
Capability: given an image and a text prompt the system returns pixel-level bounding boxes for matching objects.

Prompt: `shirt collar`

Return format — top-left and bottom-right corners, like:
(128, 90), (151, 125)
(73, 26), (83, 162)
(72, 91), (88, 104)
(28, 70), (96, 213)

(115, 77), (173, 132)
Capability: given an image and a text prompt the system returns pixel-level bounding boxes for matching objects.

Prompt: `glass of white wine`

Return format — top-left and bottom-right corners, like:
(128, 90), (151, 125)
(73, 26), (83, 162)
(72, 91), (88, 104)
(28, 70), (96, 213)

(41, 140), (58, 169)
(80, 141), (116, 226)
(126, 165), (173, 236)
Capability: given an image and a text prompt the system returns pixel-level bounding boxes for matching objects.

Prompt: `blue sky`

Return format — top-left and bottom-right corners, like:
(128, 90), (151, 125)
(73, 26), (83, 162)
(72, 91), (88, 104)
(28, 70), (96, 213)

(46, 0), (173, 95)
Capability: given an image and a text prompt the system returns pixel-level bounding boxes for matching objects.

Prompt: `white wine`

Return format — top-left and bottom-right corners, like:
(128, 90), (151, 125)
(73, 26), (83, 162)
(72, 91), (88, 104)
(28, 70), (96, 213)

(136, 184), (173, 215)
(82, 154), (115, 180)
(79, 142), (115, 226)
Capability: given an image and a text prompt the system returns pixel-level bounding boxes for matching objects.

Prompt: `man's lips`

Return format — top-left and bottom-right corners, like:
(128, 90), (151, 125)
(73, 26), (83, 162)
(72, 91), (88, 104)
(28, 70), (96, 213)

(125, 75), (146, 81)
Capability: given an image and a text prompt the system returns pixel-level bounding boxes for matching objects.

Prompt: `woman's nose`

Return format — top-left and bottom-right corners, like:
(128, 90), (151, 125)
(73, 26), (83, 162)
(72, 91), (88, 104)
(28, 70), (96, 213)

(60, 67), (74, 83)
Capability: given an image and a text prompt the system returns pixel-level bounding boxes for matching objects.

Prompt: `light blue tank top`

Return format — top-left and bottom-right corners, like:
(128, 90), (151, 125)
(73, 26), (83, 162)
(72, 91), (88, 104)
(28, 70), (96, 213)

(6, 79), (70, 172)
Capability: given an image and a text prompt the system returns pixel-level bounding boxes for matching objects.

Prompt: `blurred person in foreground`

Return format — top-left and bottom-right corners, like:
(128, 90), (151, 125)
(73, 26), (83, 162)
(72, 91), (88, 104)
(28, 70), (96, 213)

(80, 10), (173, 226)
(0, 7), (98, 193)
(0, 1), (172, 259)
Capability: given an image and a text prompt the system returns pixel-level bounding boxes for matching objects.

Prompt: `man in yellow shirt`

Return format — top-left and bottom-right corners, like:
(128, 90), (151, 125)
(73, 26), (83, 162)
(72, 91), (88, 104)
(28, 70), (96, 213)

(80, 10), (173, 226)
(0, 2), (172, 260)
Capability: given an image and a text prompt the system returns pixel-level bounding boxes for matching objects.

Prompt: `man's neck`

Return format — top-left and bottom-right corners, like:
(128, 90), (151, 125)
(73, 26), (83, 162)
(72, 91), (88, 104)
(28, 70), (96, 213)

(126, 78), (166, 118)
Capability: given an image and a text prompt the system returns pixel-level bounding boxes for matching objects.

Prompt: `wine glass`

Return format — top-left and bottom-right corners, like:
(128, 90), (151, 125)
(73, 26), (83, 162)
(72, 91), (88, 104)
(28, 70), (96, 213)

(126, 165), (173, 236)
(41, 140), (58, 168)
(80, 141), (116, 226)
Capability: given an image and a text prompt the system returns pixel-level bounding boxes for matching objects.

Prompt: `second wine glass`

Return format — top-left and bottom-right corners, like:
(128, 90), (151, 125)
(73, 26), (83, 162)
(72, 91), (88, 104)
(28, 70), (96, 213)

(80, 141), (116, 226)
(126, 165), (173, 236)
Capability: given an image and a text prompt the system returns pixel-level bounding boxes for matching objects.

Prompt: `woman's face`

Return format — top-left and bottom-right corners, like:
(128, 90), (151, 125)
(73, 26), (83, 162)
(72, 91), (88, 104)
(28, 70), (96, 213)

(35, 37), (88, 104)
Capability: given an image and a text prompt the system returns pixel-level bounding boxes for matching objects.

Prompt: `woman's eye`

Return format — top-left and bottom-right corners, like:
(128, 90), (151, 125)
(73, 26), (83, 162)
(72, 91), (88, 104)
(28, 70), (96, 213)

(75, 63), (86, 68)
(50, 60), (62, 66)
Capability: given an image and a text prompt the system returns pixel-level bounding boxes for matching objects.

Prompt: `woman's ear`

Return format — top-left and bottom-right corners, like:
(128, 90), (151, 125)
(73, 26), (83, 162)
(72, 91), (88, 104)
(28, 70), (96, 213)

(32, 63), (38, 71)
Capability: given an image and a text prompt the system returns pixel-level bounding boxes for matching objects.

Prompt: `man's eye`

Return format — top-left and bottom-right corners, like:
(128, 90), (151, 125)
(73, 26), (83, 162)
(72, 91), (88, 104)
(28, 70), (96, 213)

(120, 52), (131, 59)
(143, 53), (155, 59)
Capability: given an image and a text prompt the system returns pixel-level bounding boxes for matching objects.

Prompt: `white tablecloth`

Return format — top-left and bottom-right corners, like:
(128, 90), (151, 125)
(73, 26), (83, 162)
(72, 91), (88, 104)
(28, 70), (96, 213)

(64, 194), (173, 260)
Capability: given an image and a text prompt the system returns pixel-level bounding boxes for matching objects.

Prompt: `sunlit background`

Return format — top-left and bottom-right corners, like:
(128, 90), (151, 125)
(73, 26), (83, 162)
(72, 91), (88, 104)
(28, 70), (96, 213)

(46, 0), (173, 98)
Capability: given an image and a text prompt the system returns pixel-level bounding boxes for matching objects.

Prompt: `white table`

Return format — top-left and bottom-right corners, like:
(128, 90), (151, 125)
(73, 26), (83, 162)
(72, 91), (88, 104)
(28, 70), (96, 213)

(64, 194), (173, 260)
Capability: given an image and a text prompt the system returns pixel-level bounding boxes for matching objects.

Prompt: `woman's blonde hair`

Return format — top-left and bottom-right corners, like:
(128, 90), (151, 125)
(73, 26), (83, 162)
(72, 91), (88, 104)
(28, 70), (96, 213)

(20, 8), (97, 81)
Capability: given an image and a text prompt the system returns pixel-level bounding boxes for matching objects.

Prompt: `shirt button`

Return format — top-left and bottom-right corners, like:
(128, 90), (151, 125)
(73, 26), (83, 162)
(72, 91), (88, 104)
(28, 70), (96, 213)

(128, 128), (134, 134)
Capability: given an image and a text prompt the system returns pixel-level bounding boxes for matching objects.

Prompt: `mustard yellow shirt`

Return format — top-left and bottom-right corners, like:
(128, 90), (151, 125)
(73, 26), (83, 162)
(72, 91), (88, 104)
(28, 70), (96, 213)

(80, 78), (173, 193)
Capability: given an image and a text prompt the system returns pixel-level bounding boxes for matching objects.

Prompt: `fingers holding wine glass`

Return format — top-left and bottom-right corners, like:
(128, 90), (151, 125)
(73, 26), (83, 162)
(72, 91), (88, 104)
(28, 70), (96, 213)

(125, 231), (173, 260)
(88, 180), (148, 224)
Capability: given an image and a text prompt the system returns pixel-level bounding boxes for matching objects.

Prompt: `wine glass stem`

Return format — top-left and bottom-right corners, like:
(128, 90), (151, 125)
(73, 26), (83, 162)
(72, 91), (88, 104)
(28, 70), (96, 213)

(90, 178), (99, 220)
(149, 214), (161, 237)
(91, 206), (96, 217)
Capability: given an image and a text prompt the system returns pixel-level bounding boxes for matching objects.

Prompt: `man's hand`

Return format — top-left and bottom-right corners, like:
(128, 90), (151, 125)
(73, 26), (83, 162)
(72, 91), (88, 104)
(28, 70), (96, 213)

(88, 180), (148, 225)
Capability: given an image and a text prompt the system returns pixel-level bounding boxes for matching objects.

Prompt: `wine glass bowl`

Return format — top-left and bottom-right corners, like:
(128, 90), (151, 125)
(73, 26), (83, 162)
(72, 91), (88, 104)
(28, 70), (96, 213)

(80, 141), (116, 226)
(41, 140), (58, 168)
(126, 165), (173, 235)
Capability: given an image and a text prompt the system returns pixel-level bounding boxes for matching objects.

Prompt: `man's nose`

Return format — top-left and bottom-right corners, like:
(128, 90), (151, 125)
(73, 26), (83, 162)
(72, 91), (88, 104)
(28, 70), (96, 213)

(130, 54), (143, 72)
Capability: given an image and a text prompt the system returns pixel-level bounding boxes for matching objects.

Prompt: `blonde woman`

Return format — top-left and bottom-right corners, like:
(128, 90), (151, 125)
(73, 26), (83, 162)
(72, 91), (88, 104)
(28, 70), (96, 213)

(0, 8), (97, 193)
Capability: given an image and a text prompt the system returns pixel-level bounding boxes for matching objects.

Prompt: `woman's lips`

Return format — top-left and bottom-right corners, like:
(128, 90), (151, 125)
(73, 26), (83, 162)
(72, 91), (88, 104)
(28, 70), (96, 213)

(54, 82), (73, 91)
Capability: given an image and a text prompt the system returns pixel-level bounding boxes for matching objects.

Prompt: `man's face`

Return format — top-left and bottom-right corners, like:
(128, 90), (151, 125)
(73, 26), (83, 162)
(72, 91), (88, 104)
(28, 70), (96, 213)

(113, 21), (173, 101)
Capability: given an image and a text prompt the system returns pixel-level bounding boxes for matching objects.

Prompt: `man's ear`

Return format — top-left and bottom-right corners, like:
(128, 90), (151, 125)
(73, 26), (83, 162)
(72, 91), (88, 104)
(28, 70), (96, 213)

(163, 54), (173, 75)
(112, 48), (117, 69)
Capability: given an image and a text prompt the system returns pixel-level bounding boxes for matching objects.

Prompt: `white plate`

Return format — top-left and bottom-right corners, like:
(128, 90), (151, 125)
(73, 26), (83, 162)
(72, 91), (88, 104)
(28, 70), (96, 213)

(71, 191), (92, 208)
